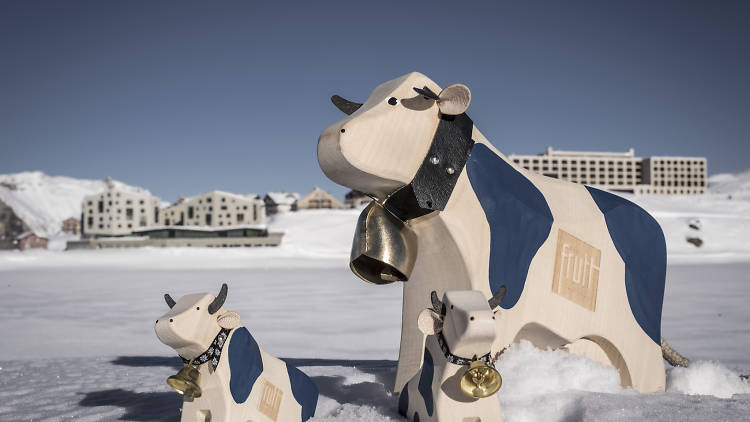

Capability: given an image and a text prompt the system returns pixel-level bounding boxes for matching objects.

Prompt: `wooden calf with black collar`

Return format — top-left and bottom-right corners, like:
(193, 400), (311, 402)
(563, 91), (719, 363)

(399, 290), (504, 422)
(155, 284), (318, 422)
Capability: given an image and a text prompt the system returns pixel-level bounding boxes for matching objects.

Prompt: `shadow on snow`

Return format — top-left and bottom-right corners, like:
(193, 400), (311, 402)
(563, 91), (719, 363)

(77, 356), (401, 421)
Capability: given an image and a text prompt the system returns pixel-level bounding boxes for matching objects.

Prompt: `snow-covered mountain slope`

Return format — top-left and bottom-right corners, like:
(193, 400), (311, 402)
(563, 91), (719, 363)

(708, 169), (750, 200)
(0, 172), (154, 237)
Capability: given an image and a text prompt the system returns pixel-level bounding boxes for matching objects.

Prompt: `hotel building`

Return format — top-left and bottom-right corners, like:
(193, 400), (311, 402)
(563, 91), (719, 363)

(507, 147), (706, 195)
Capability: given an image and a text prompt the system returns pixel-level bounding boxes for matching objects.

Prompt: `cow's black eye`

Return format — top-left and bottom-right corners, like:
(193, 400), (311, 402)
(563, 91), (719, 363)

(387, 97), (398, 106)
(196, 306), (200, 310)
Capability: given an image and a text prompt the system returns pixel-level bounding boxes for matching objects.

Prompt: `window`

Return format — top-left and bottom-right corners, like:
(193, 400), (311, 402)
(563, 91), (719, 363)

(206, 214), (212, 225)
(126, 208), (133, 220)
(188, 206), (194, 219)
(139, 216), (147, 227)
(237, 213), (244, 223)
(154, 207), (159, 223)
(87, 217), (93, 228)
(221, 205), (227, 210)
(253, 205), (257, 221)
(98, 200), (104, 213)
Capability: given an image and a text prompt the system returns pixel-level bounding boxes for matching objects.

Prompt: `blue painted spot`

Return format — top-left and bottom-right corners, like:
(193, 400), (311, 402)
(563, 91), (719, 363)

(417, 348), (434, 417)
(287, 364), (319, 421)
(398, 382), (409, 416)
(227, 327), (263, 404)
(466, 144), (554, 308)
(585, 186), (666, 344)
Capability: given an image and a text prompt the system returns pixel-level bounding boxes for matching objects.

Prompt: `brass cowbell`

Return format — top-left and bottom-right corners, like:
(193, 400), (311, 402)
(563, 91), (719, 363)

(167, 359), (202, 398)
(460, 360), (502, 398)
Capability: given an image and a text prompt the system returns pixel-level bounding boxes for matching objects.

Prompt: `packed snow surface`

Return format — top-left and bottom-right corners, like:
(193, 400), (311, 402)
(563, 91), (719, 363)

(1, 170), (750, 420)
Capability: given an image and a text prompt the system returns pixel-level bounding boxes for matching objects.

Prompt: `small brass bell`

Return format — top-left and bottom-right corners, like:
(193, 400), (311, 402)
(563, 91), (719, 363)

(167, 360), (202, 398)
(460, 360), (502, 398)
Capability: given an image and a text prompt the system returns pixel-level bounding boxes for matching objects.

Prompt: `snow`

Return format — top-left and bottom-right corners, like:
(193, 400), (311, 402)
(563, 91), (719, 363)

(0, 171), (749, 420)
(0, 172), (154, 238)
(266, 191), (301, 205)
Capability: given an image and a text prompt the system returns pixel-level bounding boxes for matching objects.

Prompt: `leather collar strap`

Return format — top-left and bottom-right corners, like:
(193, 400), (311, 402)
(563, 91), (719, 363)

(436, 330), (492, 366)
(385, 113), (475, 221)
(180, 328), (232, 371)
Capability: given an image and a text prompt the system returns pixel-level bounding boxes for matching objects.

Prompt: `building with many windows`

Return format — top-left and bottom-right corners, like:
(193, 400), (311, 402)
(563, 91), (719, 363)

(160, 191), (265, 228)
(81, 180), (162, 237)
(507, 147), (706, 195)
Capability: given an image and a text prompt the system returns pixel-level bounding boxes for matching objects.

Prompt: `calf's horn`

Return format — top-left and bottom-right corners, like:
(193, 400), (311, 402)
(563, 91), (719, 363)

(350, 201), (417, 284)
(331, 95), (362, 115)
(207, 283), (228, 315)
(487, 285), (507, 310)
(164, 294), (176, 309)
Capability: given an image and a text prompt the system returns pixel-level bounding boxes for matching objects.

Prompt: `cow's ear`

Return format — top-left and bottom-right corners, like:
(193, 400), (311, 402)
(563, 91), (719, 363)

(438, 83), (471, 115)
(417, 308), (443, 335)
(217, 310), (241, 329)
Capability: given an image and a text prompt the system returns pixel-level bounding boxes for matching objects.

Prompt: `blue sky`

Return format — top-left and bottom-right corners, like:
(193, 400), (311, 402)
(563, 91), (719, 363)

(1, 0), (748, 201)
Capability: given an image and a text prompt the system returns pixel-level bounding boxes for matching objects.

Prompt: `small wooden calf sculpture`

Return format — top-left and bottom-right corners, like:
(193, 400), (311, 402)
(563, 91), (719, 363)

(155, 283), (318, 422)
(399, 290), (504, 422)
(318, 72), (668, 395)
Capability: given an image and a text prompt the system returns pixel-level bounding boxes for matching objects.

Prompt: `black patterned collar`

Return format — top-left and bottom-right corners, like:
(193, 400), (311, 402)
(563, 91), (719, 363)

(436, 331), (492, 366)
(180, 328), (231, 371)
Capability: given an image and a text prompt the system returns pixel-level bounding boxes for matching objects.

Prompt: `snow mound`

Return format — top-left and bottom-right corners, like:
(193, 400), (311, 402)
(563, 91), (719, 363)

(0, 171), (153, 237)
(667, 360), (750, 398)
(708, 169), (750, 199)
(497, 340), (624, 397)
(267, 208), (360, 258)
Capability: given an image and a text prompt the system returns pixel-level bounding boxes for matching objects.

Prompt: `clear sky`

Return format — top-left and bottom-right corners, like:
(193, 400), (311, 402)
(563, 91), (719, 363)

(1, 0), (748, 201)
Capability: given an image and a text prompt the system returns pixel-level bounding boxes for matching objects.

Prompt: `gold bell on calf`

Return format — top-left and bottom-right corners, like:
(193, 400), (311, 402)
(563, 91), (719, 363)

(460, 360), (502, 399)
(167, 359), (202, 398)
(350, 201), (418, 284)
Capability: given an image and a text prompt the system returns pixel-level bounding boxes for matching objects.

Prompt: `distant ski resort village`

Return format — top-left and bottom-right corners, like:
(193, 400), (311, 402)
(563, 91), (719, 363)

(0, 148), (710, 252)
(0, 172), (370, 251)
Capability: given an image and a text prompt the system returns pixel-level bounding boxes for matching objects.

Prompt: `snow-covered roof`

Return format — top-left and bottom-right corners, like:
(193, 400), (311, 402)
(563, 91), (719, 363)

(265, 192), (300, 205)
(15, 231), (46, 240)
(170, 190), (263, 207)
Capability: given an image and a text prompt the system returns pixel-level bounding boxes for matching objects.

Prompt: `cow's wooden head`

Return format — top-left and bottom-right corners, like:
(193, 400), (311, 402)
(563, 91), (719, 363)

(318, 72), (471, 200)
(155, 283), (241, 360)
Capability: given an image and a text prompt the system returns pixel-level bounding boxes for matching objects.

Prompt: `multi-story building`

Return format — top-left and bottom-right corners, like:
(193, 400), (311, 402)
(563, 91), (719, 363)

(161, 191), (265, 228)
(81, 180), (162, 237)
(508, 147), (706, 195)
(637, 156), (707, 195)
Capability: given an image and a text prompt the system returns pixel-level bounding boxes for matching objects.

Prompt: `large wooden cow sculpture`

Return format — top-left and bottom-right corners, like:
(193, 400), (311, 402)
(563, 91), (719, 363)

(155, 283), (318, 422)
(318, 72), (669, 397)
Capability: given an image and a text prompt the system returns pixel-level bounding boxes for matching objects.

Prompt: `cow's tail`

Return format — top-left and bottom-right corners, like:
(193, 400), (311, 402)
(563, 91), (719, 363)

(661, 337), (690, 367)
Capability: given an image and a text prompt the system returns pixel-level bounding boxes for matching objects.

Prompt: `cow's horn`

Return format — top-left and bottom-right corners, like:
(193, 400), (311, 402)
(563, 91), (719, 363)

(164, 294), (176, 309)
(331, 95), (362, 115)
(207, 283), (228, 315)
(413, 86), (440, 101)
(431, 291), (445, 316)
(488, 285), (507, 310)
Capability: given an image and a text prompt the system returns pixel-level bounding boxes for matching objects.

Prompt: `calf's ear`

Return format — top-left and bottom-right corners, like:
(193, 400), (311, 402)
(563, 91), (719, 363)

(217, 310), (242, 329)
(417, 308), (443, 335)
(438, 83), (471, 115)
